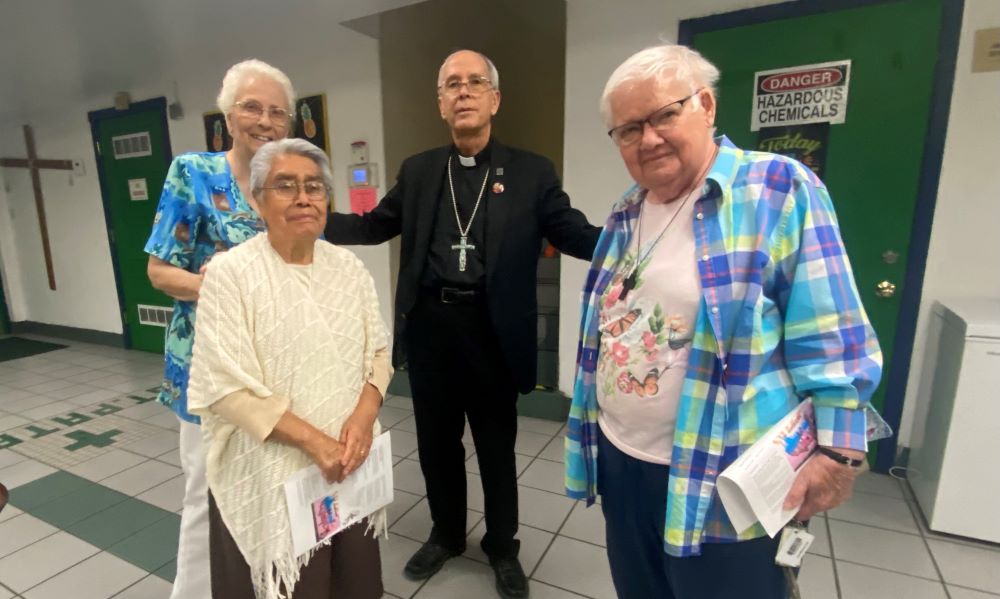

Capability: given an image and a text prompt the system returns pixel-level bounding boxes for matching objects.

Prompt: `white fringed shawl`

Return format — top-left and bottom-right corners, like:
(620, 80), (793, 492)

(187, 233), (388, 599)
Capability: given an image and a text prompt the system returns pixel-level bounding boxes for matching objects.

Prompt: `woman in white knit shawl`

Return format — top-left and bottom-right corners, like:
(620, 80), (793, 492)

(187, 138), (391, 599)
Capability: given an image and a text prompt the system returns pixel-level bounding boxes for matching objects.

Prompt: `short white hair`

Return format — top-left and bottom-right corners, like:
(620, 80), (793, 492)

(600, 44), (720, 127)
(437, 50), (500, 91)
(216, 59), (296, 117)
(250, 138), (334, 203)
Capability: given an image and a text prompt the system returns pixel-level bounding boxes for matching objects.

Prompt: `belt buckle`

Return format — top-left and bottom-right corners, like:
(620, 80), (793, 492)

(440, 288), (458, 304)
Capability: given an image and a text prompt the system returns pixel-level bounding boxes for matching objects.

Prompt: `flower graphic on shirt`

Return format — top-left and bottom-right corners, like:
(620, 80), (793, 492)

(616, 371), (634, 393)
(605, 282), (623, 308)
(667, 314), (690, 350)
(642, 330), (657, 350)
(610, 342), (630, 366)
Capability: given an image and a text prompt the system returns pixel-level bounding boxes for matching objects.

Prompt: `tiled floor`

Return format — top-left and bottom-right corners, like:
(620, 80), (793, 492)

(1, 335), (999, 598)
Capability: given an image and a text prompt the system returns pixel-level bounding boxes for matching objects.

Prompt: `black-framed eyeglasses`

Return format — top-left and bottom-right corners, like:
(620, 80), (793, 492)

(607, 89), (703, 147)
(235, 100), (291, 126)
(259, 180), (330, 201)
(438, 75), (494, 96)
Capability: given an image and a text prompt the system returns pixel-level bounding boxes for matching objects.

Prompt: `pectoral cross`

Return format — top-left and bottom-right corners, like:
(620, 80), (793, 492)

(450, 235), (476, 272)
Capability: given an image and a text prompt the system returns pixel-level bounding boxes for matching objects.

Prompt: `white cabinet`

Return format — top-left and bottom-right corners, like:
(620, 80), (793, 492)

(908, 299), (1000, 543)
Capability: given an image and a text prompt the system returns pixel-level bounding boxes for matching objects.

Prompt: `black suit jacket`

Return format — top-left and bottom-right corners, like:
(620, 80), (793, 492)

(325, 142), (600, 394)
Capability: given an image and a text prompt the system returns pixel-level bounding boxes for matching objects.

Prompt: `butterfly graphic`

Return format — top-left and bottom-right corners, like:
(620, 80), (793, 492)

(602, 309), (642, 338)
(629, 367), (661, 397)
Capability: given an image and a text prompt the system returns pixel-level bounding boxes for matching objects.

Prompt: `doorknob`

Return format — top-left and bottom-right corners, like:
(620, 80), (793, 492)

(875, 280), (897, 298)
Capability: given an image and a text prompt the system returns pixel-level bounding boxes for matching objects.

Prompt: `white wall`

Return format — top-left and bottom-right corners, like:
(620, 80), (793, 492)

(898, 0), (1000, 445)
(559, 0), (999, 452)
(0, 4), (400, 334)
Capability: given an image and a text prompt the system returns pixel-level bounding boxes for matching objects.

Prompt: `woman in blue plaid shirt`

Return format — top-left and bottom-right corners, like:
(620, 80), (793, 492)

(566, 45), (886, 599)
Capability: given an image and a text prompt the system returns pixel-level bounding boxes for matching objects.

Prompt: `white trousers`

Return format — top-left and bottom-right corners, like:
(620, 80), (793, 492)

(170, 418), (211, 599)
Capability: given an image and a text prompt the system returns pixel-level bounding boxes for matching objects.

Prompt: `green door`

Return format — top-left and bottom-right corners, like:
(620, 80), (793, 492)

(93, 103), (172, 353)
(689, 0), (942, 464)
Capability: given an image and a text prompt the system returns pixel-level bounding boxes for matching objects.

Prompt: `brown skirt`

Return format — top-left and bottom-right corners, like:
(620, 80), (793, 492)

(208, 493), (383, 599)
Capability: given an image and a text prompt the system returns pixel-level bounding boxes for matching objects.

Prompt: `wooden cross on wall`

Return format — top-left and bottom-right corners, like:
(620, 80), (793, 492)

(0, 125), (73, 290)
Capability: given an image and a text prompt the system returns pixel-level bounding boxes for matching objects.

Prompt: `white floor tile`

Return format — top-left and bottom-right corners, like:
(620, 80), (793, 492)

(829, 520), (938, 578)
(517, 486), (576, 533)
(386, 490), (423, 527)
(798, 554), (837, 599)
(946, 586), (1000, 598)
(465, 520), (555, 574)
(518, 459), (567, 495)
(534, 536), (616, 599)
(829, 490), (919, 534)
(136, 475), (186, 513)
(393, 459), (427, 496)
(101, 460), (182, 496)
(117, 430), (179, 458)
(836, 561), (947, 599)
(466, 473), (485, 511)
(64, 388), (122, 407)
(412, 556), (497, 598)
(0, 450), (26, 470)
(0, 514), (58, 559)
(0, 583), (12, 598)
(0, 414), (29, 432)
(111, 574), (173, 599)
(115, 401), (168, 421)
(559, 501), (606, 547)
(20, 401), (73, 422)
(0, 458), (56, 490)
(383, 395), (413, 412)
(379, 406), (413, 429)
(0, 505), (22, 524)
(22, 380), (75, 395)
(515, 431), (553, 457)
(378, 533), (424, 598)
(155, 448), (182, 468)
(0, 531), (100, 592)
(2, 395), (59, 413)
(517, 416), (563, 436)
(389, 430), (419, 459)
(142, 411), (179, 431)
(22, 551), (146, 599)
(66, 449), (149, 482)
(392, 414), (418, 434)
(808, 517), (831, 557)
(539, 437), (564, 463)
(42, 384), (99, 401)
(390, 498), (481, 541)
(927, 539), (1000, 594)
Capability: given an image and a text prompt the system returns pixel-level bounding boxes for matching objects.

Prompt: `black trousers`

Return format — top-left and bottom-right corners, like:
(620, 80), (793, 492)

(405, 289), (520, 559)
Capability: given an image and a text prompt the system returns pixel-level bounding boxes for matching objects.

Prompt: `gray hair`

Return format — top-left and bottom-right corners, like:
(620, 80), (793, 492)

(437, 50), (501, 91)
(216, 59), (297, 117)
(600, 44), (720, 127)
(250, 139), (334, 202)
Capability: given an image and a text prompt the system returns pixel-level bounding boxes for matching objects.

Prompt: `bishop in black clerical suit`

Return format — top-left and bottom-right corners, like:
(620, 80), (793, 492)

(324, 49), (600, 599)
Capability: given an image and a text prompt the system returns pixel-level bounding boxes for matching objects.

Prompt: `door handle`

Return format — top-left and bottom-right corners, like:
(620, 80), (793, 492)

(875, 280), (896, 298)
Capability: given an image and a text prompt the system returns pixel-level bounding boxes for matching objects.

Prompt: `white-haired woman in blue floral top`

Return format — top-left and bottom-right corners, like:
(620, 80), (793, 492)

(144, 58), (295, 599)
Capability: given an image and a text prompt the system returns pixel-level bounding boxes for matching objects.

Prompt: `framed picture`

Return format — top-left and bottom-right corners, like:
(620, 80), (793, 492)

(293, 94), (330, 155)
(203, 111), (232, 152)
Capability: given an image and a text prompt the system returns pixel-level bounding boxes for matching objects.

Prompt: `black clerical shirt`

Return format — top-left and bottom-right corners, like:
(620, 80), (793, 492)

(420, 141), (493, 288)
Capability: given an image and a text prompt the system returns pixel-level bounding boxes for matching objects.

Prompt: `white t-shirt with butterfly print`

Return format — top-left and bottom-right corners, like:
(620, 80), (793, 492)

(596, 192), (701, 465)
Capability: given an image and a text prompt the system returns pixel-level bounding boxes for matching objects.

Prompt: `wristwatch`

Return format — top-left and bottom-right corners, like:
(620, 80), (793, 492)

(817, 446), (865, 468)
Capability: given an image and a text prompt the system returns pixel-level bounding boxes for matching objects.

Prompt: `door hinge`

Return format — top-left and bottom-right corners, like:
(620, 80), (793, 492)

(95, 141), (101, 157)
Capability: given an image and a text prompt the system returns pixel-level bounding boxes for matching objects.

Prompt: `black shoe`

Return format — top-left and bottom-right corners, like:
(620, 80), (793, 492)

(489, 555), (529, 599)
(0, 483), (7, 514)
(403, 542), (462, 580)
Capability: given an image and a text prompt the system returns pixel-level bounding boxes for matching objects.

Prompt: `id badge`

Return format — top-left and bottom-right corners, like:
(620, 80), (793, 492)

(775, 521), (815, 568)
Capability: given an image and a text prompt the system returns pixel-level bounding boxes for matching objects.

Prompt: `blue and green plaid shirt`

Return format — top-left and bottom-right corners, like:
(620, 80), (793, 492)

(565, 136), (887, 557)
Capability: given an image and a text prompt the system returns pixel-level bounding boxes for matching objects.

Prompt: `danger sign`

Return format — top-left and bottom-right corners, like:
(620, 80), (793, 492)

(751, 60), (851, 131)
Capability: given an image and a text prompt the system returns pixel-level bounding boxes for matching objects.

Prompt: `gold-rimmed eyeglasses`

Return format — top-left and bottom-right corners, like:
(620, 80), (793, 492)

(607, 89), (703, 147)
(235, 100), (291, 126)
(438, 75), (494, 96)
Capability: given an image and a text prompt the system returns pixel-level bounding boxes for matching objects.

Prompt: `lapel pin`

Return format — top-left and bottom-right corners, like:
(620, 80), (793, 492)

(492, 182), (505, 194)
(496, 167), (504, 176)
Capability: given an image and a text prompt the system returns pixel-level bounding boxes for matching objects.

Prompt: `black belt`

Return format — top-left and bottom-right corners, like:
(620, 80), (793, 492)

(424, 286), (481, 305)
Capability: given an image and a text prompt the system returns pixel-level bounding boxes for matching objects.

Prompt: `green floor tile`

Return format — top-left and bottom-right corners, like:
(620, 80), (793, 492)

(30, 482), (131, 529)
(66, 497), (174, 549)
(108, 514), (181, 573)
(8, 471), (94, 511)
(153, 559), (176, 583)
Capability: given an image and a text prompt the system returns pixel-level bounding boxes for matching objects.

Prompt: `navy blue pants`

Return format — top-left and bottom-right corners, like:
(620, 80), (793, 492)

(597, 429), (789, 599)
